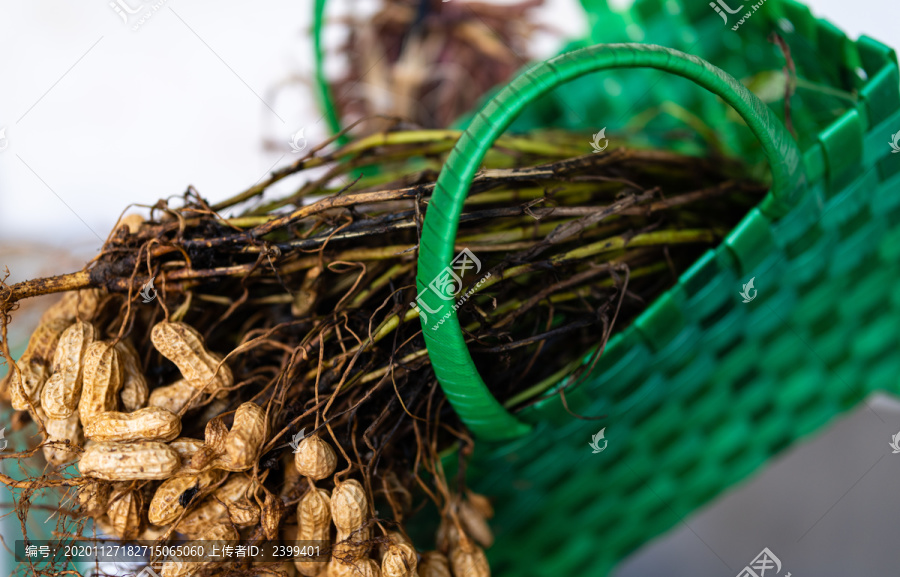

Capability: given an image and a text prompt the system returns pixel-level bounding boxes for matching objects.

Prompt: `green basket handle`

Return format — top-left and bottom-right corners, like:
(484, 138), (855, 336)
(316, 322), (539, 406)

(313, 0), (345, 145)
(415, 43), (805, 441)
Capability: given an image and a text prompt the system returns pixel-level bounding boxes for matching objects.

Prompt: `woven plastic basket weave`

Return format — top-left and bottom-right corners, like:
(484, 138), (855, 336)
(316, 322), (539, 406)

(407, 0), (900, 574)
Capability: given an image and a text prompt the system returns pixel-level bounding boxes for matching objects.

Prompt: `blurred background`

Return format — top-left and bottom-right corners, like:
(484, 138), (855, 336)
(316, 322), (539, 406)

(1, 0), (899, 575)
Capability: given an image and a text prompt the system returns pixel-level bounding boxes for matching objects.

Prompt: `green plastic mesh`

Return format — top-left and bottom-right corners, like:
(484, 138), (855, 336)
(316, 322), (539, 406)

(431, 0), (900, 574)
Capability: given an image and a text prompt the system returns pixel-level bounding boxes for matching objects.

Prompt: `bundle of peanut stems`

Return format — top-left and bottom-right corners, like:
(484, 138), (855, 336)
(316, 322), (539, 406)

(0, 125), (763, 577)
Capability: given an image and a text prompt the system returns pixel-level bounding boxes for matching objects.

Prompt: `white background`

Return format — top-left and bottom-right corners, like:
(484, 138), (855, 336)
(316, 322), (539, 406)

(0, 0), (897, 264)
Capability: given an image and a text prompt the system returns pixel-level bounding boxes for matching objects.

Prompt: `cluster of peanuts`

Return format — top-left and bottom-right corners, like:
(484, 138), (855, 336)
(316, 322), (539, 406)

(3, 290), (267, 576)
(292, 434), (493, 577)
(3, 288), (494, 577)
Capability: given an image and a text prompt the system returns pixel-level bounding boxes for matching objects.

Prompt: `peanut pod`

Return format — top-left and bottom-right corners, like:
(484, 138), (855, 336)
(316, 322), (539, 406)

(107, 488), (146, 540)
(148, 469), (226, 525)
(176, 475), (259, 537)
(149, 379), (201, 415)
(77, 481), (112, 517)
(419, 552), (451, 577)
(150, 321), (233, 393)
(78, 341), (124, 424)
(221, 401), (267, 471)
(41, 321), (95, 418)
(84, 406), (182, 442)
(10, 318), (70, 410)
(40, 289), (102, 325)
(328, 558), (381, 577)
(295, 488), (331, 577)
(43, 413), (83, 467)
(293, 435), (337, 481)
(79, 441), (180, 480)
(382, 539), (417, 577)
(450, 537), (490, 577)
(333, 526), (372, 560)
(167, 437), (206, 475)
(458, 499), (494, 548)
(115, 339), (149, 411)
(331, 479), (368, 532)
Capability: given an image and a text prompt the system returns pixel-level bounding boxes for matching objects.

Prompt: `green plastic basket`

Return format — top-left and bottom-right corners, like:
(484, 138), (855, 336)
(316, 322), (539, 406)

(407, 0), (900, 574)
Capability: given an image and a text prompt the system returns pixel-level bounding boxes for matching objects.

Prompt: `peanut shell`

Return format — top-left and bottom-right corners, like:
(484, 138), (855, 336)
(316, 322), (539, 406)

(331, 479), (368, 532)
(328, 558), (380, 577)
(41, 321), (95, 418)
(262, 492), (287, 541)
(10, 318), (70, 410)
(294, 435), (337, 481)
(450, 538), (489, 577)
(84, 406), (181, 442)
(41, 289), (102, 324)
(222, 401), (267, 471)
(381, 541), (417, 577)
(115, 339), (149, 411)
(42, 413), (83, 466)
(78, 341), (124, 423)
(117, 213), (144, 234)
(76, 481), (111, 517)
(79, 441), (180, 480)
(150, 321), (233, 392)
(295, 488), (331, 576)
(418, 552), (451, 577)
(149, 379), (198, 414)
(176, 475), (259, 537)
(464, 490), (494, 519)
(167, 437), (206, 473)
(458, 499), (493, 548)
(333, 526), (371, 560)
(435, 518), (459, 555)
(107, 489), (145, 540)
(148, 468), (226, 525)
